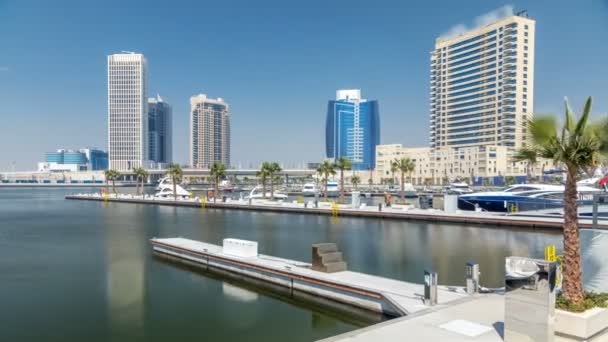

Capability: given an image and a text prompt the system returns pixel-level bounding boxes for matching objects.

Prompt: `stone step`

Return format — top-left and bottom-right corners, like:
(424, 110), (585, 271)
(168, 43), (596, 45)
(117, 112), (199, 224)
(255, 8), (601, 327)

(313, 243), (338, 254)
(320, 251), (343, 263)
(323, 261), (347, 273)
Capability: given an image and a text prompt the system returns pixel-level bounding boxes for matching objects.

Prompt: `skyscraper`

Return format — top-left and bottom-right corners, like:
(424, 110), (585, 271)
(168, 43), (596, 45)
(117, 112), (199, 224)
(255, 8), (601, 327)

(190, 94), (230, 168)
(107, 52), (148, 170)
(148, 95), (172, 165)
(429, 13), (535, 151)
(325, 89), (380, 170)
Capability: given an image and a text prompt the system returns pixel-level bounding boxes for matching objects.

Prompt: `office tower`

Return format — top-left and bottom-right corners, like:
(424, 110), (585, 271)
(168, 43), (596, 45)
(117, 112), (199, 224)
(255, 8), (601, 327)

(325, 89), (380, 170)
(190, 94), (230, 168)
(107, 52), (148, 170)
(429, 13), (535, 151)
(148, 95), (172, 165)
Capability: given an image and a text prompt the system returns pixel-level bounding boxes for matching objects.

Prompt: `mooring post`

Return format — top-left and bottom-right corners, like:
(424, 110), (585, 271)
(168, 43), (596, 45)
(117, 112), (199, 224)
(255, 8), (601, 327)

(466, 261), (480, 294)
(592, 193), (599, 229)
(424, 270), (438, 305)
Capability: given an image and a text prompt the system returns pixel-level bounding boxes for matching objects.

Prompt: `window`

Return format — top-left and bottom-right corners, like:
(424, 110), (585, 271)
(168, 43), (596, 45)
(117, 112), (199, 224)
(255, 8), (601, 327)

(524, 46), (528, 51)
(525, 25), (529, 29)
(524, 53), (528, 58)
(523, 80), (528, 85)
(524, 39), (528, 44)
(524, 59), (528, 65)
(524, 74), (527, 78)
(524, 32), (528, 37)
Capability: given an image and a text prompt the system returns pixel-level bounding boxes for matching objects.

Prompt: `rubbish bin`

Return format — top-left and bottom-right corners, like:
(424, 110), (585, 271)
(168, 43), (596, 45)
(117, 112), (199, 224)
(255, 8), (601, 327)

(504, 256), (557, 342)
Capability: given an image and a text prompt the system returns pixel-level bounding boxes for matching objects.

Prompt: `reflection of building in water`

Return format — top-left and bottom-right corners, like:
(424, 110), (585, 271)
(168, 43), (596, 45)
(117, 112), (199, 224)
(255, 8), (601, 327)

(222, 282), (259, 303)
(105, 216), (145, 334)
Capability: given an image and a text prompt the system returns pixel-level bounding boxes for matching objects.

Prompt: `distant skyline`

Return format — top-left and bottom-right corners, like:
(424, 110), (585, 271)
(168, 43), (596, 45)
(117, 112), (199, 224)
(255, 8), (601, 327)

(1, 0), (607, 171)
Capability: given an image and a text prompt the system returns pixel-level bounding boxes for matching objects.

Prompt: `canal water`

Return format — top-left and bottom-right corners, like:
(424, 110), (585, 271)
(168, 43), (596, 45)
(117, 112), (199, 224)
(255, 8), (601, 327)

(0, 188), (562, 341)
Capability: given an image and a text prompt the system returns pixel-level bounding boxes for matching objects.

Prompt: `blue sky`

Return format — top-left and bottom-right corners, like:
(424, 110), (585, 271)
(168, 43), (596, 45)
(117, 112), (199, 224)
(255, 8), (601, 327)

(0, 0), (607, 171)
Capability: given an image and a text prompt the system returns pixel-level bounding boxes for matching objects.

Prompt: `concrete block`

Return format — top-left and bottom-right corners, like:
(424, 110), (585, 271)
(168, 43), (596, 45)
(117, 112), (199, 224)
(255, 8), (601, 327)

(556, 307), (608, 341)
(223, 238), (258, 258)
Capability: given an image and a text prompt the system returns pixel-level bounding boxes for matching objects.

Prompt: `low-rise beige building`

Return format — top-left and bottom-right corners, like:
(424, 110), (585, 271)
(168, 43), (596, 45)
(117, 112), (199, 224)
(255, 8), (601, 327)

(375, 144), (554, 185)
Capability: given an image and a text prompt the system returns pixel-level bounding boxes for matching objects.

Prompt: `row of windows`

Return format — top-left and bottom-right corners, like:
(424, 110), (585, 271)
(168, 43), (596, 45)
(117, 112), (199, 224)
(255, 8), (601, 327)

(448, 77), (496, 92)
(449, 63), (497, 80)
(447, 109), (496, 121)
(450, 39), (497, 61)
(449, 50), (497, 68)
(447, 137), (495, 145)
(450, 36), (497, 56)
(448, 29), (497, 50)
(448, 96), (495, 110)
(448, 70), (496, 86)
(448, 117), (496, 127)
(448, 104), (495, 115)
(447, 90), (496, 103)
(449, 84), (497, 97)
(450, 57), (497, 73)
(447, 123), (496, 133)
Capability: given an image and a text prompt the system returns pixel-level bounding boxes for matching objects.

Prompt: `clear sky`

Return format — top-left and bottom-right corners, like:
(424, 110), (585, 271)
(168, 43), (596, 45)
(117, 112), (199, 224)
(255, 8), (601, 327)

(0, 0), (607, 171)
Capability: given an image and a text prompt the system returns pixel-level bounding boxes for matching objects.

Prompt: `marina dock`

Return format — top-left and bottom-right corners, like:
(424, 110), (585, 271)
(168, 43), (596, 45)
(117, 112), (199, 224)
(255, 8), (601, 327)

(150, 237), (469, 316)
(66, 193), (608, 230)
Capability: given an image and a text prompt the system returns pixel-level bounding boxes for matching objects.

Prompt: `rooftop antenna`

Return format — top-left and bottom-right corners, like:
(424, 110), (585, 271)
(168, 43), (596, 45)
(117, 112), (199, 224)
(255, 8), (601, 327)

(515, 10), (528, 18)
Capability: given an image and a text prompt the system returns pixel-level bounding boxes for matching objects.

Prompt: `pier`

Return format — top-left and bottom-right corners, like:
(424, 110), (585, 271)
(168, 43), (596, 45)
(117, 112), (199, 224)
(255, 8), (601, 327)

(150, 237), (469, 316)
(66, 193), (608, 230)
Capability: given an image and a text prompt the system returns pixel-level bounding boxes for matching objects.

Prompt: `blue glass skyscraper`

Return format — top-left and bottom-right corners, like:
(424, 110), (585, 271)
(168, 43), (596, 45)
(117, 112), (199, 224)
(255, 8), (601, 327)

(326, 89), (380, 170)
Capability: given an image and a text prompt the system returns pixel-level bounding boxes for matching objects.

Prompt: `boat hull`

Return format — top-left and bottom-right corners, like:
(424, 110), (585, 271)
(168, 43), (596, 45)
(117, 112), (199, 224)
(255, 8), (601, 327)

(458, 196), (595, 213)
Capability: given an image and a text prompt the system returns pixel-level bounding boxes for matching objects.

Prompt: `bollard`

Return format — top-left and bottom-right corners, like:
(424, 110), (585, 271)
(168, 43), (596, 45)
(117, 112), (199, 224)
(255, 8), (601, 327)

(378, 203), (382, 212)
(505, 257), (557, 342)
(314, 200), (318, 208)
(248, 198), (252, 206)
(424, 270), (438, 305)
(466, 262), (480, 294)
(304, 202), (308, 208)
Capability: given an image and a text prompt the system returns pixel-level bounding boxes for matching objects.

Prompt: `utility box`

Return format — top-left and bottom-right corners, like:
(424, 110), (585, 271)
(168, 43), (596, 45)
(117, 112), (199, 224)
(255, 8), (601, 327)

(444, 194), (458, 212)
(504, 257), (557, 342)
(432, 195), (444, 210)
(223, 238), (258, 258)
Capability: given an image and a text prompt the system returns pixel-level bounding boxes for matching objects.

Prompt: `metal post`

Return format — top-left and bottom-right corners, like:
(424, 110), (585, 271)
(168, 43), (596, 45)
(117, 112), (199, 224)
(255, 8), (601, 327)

(466, 262), (480, 294)
(378, 203), (382, 212)
(424, 270), (438, 305)
(592, 193), (599, 229)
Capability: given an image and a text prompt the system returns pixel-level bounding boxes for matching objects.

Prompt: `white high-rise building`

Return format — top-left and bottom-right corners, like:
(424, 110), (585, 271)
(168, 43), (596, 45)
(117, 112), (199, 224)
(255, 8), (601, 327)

(429, 13), (535, 151)
(190, 94), (230, 169)
(107, 52), (149, 170)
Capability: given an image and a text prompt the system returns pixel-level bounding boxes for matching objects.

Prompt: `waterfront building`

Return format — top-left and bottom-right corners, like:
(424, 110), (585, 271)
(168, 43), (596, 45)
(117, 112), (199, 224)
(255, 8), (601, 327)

(190, 94), (230, 168)
(107, 52), (149, 171)
(38, 148), (108, 172)
(375, 144), (553, 185)
(429, 13), (535, 151)
(326, 89), (380, 171)
(148, 95), (172, 165)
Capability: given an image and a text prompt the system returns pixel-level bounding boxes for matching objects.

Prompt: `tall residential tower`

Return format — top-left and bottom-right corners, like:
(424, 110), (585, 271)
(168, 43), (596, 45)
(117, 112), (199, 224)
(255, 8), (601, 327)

(148, 95), (172, 165)
(429, 14), (535, 151)
(325, 89), (380, 170)
(190, 94), (230, 168)
(107, 52), (149, 170)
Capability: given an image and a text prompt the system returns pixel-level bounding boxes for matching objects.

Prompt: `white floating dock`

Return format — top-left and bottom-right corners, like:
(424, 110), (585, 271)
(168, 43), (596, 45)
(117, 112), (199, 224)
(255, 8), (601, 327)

(150, 237), (469, 317)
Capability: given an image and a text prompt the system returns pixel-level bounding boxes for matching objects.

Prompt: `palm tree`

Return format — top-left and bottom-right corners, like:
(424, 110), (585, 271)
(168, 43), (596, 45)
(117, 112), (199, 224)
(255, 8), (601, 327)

(210, 162), (227, 202)
(518, 97), (607, 307)
(351, 175), (361, 190)
(513, 148), (538, 182)
(395, 158), (416, 201)
(104, 169), (120, 194)
(133, 167), (148, 197)
(266, 162), (282, 199)
(390, 159), (399, 186)
(317, 160), (336, 201)
(166, 163), (183, 201)
(256, 162), (271, 198)
(335, 157), (352, 203)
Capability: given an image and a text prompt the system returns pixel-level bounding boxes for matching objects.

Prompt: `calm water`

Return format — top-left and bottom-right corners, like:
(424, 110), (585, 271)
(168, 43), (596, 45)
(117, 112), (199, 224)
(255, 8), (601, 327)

(0, 187), (561, 341)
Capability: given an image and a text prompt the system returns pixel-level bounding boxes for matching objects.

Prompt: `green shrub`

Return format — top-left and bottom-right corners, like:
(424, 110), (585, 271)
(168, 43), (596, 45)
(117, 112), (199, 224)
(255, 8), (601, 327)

(557, 292), (608, 312)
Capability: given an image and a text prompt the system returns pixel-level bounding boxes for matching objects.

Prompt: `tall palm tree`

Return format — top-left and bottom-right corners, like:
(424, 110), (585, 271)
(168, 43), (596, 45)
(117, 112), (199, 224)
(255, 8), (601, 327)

(317, 160), (336, 201)
(166, 163), (183, 201)
(133, 167), (148, 197)
(335, 157), (352, 203)
(513, 149), (538, 182)
(350, 175), (361, 190)
(395, 158), (416, 201)
(104, 169), (120, 194)
(210, 162), (227, 202)
(390, 159), (399, 186)
(518, 97), (607, 307)
(256, 162), (271, 198)
(266, 162), (282, 199)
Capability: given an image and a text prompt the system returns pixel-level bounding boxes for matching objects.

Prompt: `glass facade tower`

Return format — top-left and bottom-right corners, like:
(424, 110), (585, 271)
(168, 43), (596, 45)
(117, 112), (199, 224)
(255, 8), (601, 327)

(429, 14), (535, 151)
(190, 94), (230, 168)
(326, 89), (380, 171)
(148, 95), (172, 165)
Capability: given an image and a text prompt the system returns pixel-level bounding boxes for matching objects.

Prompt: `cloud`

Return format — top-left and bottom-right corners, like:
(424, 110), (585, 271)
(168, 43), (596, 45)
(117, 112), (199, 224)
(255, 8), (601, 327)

(439, 5), (515, 40)
(0, 66), (10, 72)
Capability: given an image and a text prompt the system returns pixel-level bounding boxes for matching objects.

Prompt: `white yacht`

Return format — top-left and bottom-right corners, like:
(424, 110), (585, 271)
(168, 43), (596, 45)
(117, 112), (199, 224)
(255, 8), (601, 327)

(245, 186), (288, 200)
(325, 182), (339, 197)
(155, 177), (192, 198)
(302, 183), (318, 197)
(446, 182), (473, 194)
